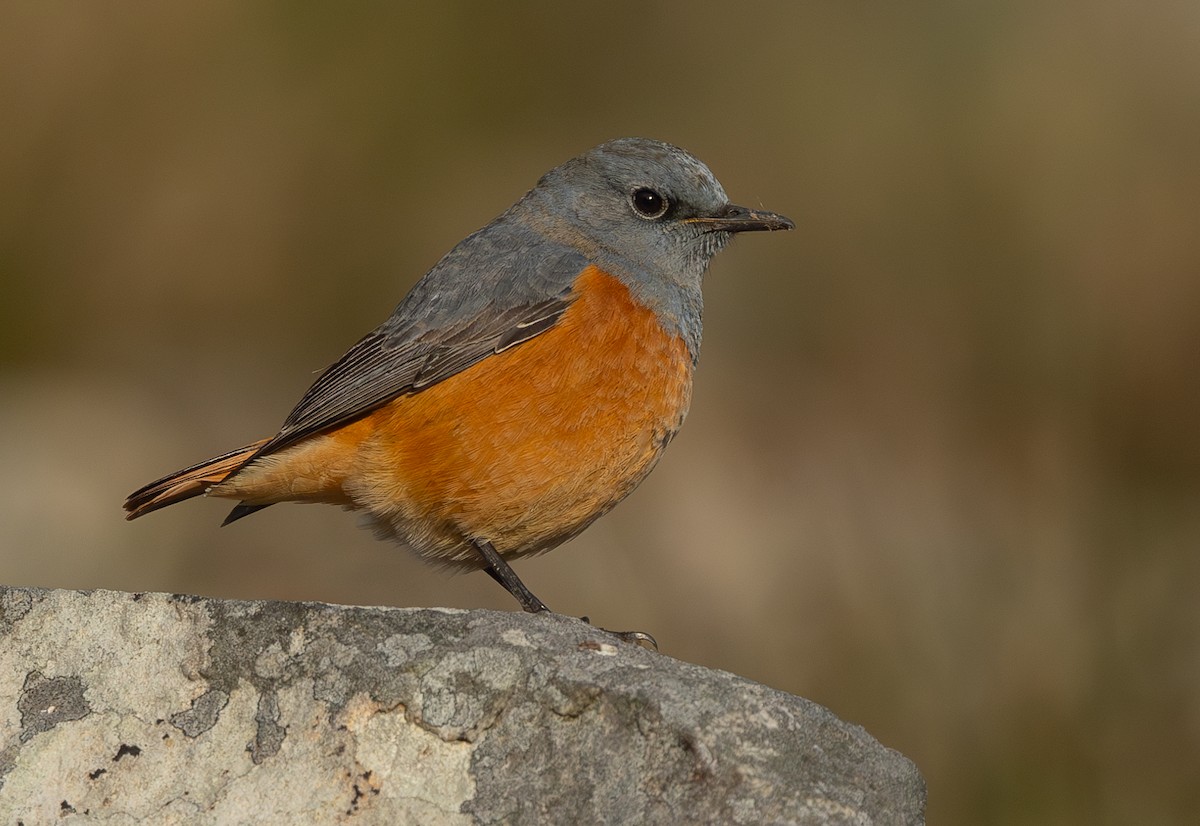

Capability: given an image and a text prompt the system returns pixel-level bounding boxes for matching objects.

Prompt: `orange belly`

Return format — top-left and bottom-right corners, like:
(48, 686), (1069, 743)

(224, 266), (694, 567)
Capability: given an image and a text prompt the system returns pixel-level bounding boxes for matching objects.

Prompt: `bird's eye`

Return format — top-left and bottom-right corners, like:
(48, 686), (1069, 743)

(630, 187), (669, 220)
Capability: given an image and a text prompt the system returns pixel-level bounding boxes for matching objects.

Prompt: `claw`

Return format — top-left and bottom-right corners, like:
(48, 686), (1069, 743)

(573, 614), (657, 650)
(608, 629), (658, 650)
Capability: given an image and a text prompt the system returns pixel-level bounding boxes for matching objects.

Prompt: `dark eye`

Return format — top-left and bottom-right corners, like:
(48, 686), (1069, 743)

(630, 187), (669, 219)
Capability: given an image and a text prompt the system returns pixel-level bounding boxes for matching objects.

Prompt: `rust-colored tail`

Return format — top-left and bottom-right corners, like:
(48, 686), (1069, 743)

(123, 439), (270, 520)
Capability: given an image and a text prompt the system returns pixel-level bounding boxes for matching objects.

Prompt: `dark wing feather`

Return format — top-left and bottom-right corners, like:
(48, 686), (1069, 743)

(410, 295), (570, 388)
(245, 294), (572, 462)
(231, 224), (590, 470)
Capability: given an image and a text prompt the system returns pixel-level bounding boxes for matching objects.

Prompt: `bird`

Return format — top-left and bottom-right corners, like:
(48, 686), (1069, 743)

(124, 137), (793, 636)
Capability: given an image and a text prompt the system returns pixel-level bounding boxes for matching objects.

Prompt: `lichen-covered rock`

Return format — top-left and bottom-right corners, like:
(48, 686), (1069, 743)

(0, 587), (925, 824)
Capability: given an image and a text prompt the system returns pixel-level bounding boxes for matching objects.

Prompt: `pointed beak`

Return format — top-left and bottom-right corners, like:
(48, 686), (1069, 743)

(687, 203), (795, 234)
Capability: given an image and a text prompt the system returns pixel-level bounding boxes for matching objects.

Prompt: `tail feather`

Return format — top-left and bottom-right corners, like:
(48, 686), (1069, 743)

(221, 502), (272, 526)
(123, 439), (270, 520)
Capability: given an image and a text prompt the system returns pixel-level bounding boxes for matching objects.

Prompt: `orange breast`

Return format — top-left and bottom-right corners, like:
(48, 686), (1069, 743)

(221, 266), (694, 567)
(357, 265), (692, 565)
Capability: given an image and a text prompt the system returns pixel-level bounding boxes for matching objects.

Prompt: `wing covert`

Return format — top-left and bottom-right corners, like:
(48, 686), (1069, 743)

(240, 226), (588, 464)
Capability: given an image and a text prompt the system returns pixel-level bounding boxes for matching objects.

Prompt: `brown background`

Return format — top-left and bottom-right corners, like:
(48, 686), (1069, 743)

(3, 3), (1198, 823)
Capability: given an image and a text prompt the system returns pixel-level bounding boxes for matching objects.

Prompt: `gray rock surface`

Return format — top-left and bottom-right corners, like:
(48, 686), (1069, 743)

(0, 587), (925, 824)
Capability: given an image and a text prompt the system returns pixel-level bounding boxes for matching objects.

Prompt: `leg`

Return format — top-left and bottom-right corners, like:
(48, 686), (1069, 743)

(473, 539), (550, 614)
(472, 539), (658, 650)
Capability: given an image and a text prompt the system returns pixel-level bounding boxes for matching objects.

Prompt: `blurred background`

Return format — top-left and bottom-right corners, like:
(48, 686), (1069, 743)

(2, 2), (1198, 822)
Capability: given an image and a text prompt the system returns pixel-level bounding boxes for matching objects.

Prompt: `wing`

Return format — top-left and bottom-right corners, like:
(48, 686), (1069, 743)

(265, 293), (571, 451)
(242, 221), (589, 464)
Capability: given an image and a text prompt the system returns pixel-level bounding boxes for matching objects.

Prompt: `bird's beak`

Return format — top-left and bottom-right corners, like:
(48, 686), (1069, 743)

(686, 203), (795, 233)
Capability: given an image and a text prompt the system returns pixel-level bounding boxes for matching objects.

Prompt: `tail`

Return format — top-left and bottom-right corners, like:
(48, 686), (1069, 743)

(123, 439), (270, 521)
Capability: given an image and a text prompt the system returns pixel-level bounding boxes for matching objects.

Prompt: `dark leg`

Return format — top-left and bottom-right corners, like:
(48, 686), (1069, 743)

(472, 539), (658, 650)
(474, 539), (549, 614)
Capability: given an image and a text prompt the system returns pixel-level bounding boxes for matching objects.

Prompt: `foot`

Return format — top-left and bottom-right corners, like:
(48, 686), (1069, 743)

(576, 615), (658, 650)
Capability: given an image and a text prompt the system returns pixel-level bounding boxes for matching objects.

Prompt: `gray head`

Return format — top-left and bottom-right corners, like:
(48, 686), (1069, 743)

(502, 138), (791, 361)
(518, 137), (792, 293)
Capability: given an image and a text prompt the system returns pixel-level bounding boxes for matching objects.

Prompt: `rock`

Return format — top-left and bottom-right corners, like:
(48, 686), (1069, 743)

(0, 587), (925, 824)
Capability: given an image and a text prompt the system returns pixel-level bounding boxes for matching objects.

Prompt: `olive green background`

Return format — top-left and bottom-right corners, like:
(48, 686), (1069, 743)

(3, 3), (1198, 823)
